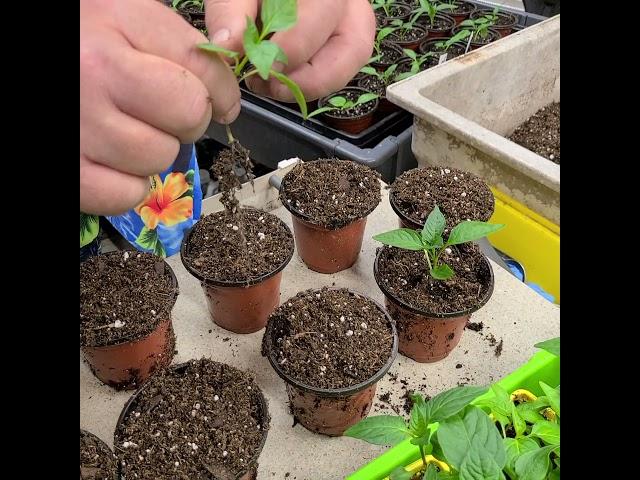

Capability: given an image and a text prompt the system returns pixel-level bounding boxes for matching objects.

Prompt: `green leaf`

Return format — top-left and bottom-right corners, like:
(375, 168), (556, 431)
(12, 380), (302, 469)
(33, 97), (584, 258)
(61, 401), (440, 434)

(548, 468), (560, 480)
(425, 386), (489, 424)
(530, 420), (560, 446)
(360, 66), (379, 76)
(80, 213), (99, 247)
(534, 337), (560, 357)
(403, 48), (417, 60)
(355, 93), (379, 106)
(328, 96), (347, 108)
(539, 382), (560, 418)
(409, 393), (430, 438)
(475, 385), (512, 435)
(154, 239), (167, 258)
(135, 227), (158, 251)
(377, 26), (396, 43)
(424, 463), (439, 480)
(421, 205), (446, 244)
(390, 466), (414, 480)
(274, 46), (289, 64)
(373, 228), (425, 250)
(270, 70), (307, 118)
(197, 42), (240, 59)
(503, 437), (540, 479)
(446, 221), (505, 246)
(185, 169), (195, 184)
(384, 63), (398, 78)
(511, 403), (526, 438)
(430, 263), (454, 280)
(243, 18), (278, 80)
(437, 406), (506, 475)
(343, 415), (411, 446)
(306, 106), (336, 119)
(394, 71), (416, 81)
(514, 445), (555, 480)
(260, 0), (297, 35)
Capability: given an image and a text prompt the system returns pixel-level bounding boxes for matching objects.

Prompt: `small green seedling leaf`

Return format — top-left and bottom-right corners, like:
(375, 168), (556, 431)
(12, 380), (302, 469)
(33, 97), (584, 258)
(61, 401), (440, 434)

(354, 92), (379, 105)
(538, 382), (560, 418)
(511, 402), (526, 438)
(403, 48), (418, 60)
(328, 96), (348, 108)
(425, 386), (488, 423)
(530, 420), (560, 446)
(430, 263), (453, 280)
(423, 463), (439, 480)
(197, 43), (240, 59)
(446, 221), (505, 246)
(360, 66), (379, 76)
(260, 0), (297, 35)
(343, 415), (411, 446)
(373, 228), (425, 251)
(514, 444), (556, 480)
(534, 337), (559, 357)
(421, 204), (446, 244)
(503, 437), (540, 479)
(270, 70), (307, 118)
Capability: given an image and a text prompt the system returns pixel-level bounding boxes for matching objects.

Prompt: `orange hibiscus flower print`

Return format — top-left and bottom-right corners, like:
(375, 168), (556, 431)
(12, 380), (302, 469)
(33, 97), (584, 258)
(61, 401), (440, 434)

(135, 173), (193, 229)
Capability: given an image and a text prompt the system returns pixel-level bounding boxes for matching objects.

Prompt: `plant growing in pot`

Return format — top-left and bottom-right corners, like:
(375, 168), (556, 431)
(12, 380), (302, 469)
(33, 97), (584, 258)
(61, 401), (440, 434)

(373, 0), (413, 26)
(278, 158), (382, 273)
(371, 27), (406, 71)
(394, 49), (439, 81)
(388, 18), (429, 51)
(115, 358), (270, 480)
(262, 287), (398, 436)
(411, 0), (456, 37)
(80, 252), (178, 390)
(81, 429), (117, 480)
(308, 88), (380, 134)
(470, 6), (518, 38)
(357, 63), (402, 113)
(419, 29), (471, 59)
(443, 0), (477, 25)
(180, 148), (294, 334)
(453, 15), (501, 49)
(373, 205), (504, 362)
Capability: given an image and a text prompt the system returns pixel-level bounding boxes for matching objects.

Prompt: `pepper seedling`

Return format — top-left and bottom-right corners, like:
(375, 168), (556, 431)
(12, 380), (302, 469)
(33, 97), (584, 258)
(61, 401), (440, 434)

(197, 0), (308, 121)
(459, 7), (499, 43)
(373, 205), (505, 280)
(411, 0), (457, 28)
(372, 0), (399, 17)
(389, 17), (421, 40)
(374, 26), (398, 55)
(433, 29), (471, 51)
(307, 92), (379, 119)
(359, 63), (400, 88)
(394, 49), (436, 81)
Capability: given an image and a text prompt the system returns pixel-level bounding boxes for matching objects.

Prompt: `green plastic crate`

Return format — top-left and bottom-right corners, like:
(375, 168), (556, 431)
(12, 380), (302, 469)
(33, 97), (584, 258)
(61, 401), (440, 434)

(347, 350), (560, 480)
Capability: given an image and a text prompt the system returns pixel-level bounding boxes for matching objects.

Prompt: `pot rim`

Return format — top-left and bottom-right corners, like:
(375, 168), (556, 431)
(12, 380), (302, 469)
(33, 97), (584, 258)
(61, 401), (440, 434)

(81, 429), (118, 480)
(279, 159), (381, 229)
(263, 287), (399, 398)
(180, 208), (294, 288)
(420, 13), (456, 31)
(470, 8), (518, 28)
(114, 360), (270, 480)
(80, 256), (178, 349)
(451, 26), (502, 44)
(317, 86), (380, 122)
(371, 41), (405, 67)
(373, 246), (495, 319)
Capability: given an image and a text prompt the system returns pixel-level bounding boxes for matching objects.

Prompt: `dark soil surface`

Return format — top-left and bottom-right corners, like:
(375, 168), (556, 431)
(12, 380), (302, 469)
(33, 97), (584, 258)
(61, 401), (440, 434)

(262, 288), (394, 389)
(451, 1), (476, 14)
(280, 159), (381, 229)
(466, 320), (484, 332)
(472, 9), (517, 26)
(322, 89), (378, 118)
(508, 103), (560, 165)
(379, 5), (411, 19)
(389, 26), (426, 43)
(422, 40), (468, 58)
(116, 359), (269, 480)
(419, 15), (455, 32)
(359, 75), (386, 97)
(391, 166), (494, 229)
(182, 208), (294, 283)
(376, 243), (492, 314)
(376, 43), (404, 66)
(80, 252), (177, 347)
(81, 430), (117, 480)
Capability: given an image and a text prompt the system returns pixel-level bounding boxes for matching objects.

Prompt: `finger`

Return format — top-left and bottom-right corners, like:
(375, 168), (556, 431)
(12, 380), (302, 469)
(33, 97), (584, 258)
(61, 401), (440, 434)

(111, 0), (241, 124)
(204, 0), (258, 51)
(246, 0), (375, 101)
(80, 154), (149, 216)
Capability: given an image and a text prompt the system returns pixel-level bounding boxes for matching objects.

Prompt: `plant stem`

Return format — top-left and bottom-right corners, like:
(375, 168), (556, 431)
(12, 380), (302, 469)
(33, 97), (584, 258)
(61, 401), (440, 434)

(225, 124), (235, 144)
(234, 56), (250, 77)
(424, 250), (433, 271)
(238, 68), (259, 83)
(419, 444), (428, 468)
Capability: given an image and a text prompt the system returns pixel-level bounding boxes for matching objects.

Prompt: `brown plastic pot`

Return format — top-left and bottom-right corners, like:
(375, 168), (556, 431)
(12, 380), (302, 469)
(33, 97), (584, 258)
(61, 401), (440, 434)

(374, 249), (494, 363)
(418, 13), (456, 37)
(470, 9), (518, 37)
(388, 25), (428, 51)
(375, 2), (412, 26)
(356, 76), (400, 115)
(180, 220), (294, 334)
(263, 288), (398, 436)
(451, 26), (501, 49)
(115, 362), (269, 480)
(317, 87), (379, 134)
(447, 1), (478, 24)
(80, 261), (178, 391)
(371, 42), (405, 72)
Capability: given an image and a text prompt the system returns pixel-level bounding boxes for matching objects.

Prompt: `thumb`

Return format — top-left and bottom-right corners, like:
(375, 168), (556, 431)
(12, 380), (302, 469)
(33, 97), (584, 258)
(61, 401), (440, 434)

(205, 0), (258, 52)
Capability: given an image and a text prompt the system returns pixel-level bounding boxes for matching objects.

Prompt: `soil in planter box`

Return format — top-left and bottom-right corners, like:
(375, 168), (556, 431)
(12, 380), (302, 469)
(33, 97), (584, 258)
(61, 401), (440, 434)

(116, 359), (268, 480)
(280, 159), (381, 229)
(80, 430), (117, 480)
(263, 288), (394, 389)
(508, 102), (560, 165)
(182, 208), (294, 283)
(377, 243), (492, 313)
(391, 166), (494, 229)
(326, 89), (377, 118)
(80, 252), (177, 347)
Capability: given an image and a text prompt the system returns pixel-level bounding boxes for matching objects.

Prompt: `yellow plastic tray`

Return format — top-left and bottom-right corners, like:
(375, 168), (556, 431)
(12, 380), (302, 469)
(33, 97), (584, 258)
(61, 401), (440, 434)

(488, 188), (560, 304)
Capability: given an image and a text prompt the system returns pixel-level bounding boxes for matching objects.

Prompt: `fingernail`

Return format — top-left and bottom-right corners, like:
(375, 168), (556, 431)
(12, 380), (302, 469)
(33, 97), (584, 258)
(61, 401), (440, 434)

(211, 29), (230, 43)
(216, 102), (241, 125)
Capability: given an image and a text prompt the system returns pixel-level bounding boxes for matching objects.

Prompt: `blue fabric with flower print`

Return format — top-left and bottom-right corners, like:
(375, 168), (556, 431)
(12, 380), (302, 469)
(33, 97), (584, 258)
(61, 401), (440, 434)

(106, 144), (202, 257)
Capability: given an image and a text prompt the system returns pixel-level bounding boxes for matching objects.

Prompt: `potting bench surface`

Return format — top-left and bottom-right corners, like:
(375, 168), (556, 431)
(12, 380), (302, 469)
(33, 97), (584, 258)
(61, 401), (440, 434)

(80, 164), (559, 479)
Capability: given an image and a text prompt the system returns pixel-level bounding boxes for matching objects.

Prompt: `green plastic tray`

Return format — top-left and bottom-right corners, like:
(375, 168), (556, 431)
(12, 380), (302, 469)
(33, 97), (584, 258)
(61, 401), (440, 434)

(346, 350), (560, 480)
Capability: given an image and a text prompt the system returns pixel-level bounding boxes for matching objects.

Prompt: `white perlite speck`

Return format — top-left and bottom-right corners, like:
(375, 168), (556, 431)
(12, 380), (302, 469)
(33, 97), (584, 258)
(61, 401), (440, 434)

(114, 320), (125, 328)
(461, 192), (467, 197)
(223, 451), (228, 457)
(346, 330), (354, 336)
(214, 395), (219, 401)
(123, 251), (130, 261)
(445, 248), (452, 255)
(361, 322), (367, 329)
(232, 225), (239, 231)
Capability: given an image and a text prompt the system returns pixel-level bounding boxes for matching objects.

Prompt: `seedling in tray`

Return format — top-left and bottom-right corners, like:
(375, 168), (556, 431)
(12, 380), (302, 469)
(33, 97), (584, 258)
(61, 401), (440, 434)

(372, 0), (400, 17)
(394, 49), (436, 81)
(359, 63), (401, 88)
(459, 7), (499, 42)
(433, 29), (471, 51)
(411, 0), (457, 27)
(373, 205), (504, 280)
(307, 92), (379, 119)
(374, 26), (399, 55)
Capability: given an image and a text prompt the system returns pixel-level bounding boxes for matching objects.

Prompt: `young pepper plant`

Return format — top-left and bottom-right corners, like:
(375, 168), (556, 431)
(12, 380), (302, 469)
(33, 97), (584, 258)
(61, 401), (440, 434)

(372, 0), (398, 17)
(411, 0), (457, 28)
(359, 63), (400, 87)
(433, 29), (471, 51)
(373, 205), (505, 280)
(307, 92), (379, 119)
(394, 49), (436, 81)
(374, 26), (398, 55)
(197, 0), (309, 122)
(344, 385), (488, 479)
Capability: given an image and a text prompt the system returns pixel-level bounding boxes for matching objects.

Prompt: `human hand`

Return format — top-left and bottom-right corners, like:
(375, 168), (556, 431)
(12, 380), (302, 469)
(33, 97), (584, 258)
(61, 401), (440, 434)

(205, 0), (376, 101)
(80, 0), (241, 215)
